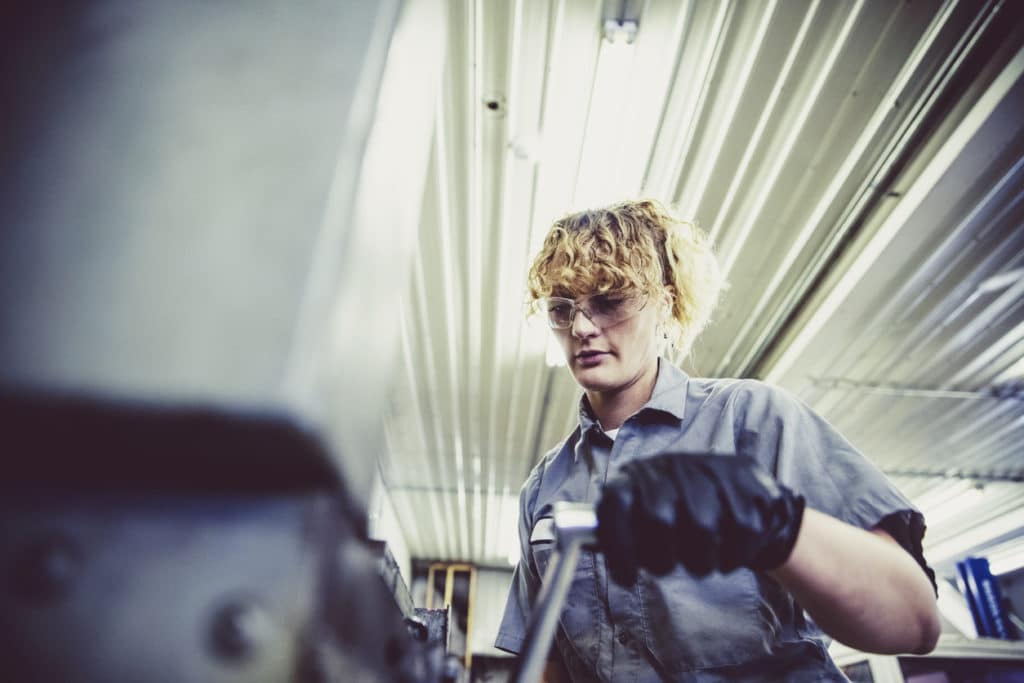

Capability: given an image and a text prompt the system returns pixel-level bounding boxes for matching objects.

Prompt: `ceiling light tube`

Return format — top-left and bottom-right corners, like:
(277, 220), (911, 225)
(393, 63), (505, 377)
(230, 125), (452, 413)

(546, 336), (567, 367)
(977, 267), (1024, 294)
(918, 485), (986, 528)
(572, 32), (638, 208)
(926, 507), (1024, 566)
(989, 539), (1024, 576)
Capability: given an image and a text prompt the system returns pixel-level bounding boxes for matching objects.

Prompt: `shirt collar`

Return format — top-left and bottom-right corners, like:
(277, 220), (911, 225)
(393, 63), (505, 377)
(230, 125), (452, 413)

(577, 395), (601, 433)
(644, 357), (689, 421)
(572, 358), (689, 461)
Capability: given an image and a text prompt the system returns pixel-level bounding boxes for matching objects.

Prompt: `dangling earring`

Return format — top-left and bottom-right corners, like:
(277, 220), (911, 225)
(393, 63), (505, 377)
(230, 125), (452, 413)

(661, 320), (676, 352)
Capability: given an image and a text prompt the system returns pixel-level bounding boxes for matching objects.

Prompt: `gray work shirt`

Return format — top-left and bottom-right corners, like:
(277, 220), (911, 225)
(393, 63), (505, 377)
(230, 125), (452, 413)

(496, 359), (931, 682)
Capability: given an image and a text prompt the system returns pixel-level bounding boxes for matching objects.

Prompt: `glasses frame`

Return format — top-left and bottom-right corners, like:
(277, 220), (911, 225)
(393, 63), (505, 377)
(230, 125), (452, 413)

(539, 290), (649, 331)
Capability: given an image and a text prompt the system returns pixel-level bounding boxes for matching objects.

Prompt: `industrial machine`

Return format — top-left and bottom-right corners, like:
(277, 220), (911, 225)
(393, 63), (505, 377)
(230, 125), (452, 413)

(0, 0), (454, 680)
(0, 392), (458, 682)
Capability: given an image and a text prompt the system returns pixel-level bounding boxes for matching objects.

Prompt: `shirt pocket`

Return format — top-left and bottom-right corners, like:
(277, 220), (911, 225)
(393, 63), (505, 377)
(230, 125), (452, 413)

(637, 566), (770, 674)
(529, 516), (557, 581)
(529, 537), (600, 668)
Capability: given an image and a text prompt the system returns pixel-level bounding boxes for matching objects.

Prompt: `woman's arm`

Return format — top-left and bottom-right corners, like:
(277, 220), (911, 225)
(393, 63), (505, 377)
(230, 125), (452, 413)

(768, 507), (940, 655)
(600, 452), (940, 655)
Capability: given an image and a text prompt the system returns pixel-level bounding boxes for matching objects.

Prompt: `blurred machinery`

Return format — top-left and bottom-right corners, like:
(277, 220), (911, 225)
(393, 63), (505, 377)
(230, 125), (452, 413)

(0, 393), (456, 682)
(0, 0), (451, 681)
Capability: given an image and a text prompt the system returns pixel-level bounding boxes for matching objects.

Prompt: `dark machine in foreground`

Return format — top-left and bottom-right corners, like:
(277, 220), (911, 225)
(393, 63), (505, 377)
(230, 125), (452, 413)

(0, 0), (447, 678)
(0, 393), (458, 682)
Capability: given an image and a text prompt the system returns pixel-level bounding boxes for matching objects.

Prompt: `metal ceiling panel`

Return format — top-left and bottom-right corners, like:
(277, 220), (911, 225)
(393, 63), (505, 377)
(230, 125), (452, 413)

(382, 0), (1024, 570)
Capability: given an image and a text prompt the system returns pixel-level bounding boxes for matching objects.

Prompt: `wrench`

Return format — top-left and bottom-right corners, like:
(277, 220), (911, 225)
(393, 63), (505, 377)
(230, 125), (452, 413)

(510, 501), (598, 683)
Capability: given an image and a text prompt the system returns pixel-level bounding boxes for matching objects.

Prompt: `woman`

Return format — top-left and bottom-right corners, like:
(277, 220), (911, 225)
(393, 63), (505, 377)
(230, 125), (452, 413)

(495, 200), (939, 682)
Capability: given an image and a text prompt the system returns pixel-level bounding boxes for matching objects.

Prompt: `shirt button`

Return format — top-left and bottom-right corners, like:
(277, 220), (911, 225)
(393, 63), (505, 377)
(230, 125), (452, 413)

(617, 632), (629, 645)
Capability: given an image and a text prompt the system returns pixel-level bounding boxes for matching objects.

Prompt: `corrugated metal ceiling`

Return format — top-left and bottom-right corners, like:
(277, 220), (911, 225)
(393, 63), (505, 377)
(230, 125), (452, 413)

(379, 0), (1024, 575)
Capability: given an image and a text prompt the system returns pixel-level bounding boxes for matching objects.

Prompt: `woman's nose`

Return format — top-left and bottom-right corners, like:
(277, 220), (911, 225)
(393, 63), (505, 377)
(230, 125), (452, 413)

(571, 308), (599, 338)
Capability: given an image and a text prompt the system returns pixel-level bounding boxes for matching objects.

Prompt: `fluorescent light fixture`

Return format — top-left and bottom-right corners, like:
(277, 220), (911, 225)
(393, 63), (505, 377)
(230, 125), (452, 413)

(572, 26), (638, 209)
(917, 484), (986, 528)
(987, 536), (1024, 576)
(546, 335), (566, 367)
(926, 507), (1024, 565)
(977, 267), (1024, 294)
(498, 492), (521, 566)
(913, 479), (976, 514)
(936, 579), (979, 638)
(995, 355), (1024, 384)
(521, 311), (554, 370)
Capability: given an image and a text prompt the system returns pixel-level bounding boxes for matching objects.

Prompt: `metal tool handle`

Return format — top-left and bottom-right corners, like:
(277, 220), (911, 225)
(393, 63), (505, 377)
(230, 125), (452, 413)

(511, 502), (598, 683)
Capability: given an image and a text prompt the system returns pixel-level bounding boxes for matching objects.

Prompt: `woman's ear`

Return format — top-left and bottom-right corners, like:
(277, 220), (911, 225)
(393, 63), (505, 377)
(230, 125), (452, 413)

(660, 286), (676, 318)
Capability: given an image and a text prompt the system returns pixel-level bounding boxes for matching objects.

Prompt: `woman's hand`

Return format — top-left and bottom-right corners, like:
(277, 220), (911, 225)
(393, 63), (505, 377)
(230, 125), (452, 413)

(596, 452), (805, 584)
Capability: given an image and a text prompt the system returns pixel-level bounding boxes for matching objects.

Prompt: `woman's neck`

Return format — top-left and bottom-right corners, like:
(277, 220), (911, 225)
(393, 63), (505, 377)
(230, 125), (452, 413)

(587, 358), (660, 431)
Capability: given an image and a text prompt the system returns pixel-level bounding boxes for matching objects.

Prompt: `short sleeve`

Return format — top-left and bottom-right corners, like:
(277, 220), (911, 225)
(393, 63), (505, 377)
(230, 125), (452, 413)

(495, 467), (543, 654)
(747, 384), (936, 593)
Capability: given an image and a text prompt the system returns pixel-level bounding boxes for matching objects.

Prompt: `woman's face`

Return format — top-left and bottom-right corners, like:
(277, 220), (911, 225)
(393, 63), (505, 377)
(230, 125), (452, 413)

(553, 288), (665, 395)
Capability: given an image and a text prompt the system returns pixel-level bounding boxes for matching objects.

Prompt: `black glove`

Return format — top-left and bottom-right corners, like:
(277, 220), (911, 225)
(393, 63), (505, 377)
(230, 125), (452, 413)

(596, 452), (805, 585)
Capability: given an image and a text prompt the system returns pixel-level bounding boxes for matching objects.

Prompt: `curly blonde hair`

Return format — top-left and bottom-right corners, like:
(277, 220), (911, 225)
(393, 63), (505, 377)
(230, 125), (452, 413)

(526, 199), (724, 354)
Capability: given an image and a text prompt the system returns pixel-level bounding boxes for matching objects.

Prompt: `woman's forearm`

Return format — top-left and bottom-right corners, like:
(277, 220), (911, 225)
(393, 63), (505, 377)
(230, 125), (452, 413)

(768, 507), (940, 655)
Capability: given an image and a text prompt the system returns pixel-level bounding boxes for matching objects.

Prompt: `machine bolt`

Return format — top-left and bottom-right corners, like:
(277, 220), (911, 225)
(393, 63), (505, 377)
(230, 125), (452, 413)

(11, 533), (81, 604)
(209, 598), (272, 662)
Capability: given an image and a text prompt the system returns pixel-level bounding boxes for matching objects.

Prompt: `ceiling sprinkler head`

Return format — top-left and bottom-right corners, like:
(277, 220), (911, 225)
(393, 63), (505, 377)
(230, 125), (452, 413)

(603, 19), (638, 45)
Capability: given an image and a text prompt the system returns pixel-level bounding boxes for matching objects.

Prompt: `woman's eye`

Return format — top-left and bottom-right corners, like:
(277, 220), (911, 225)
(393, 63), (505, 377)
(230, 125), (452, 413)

(592, 296), (624, 313)
(550, 303), (572, 316)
